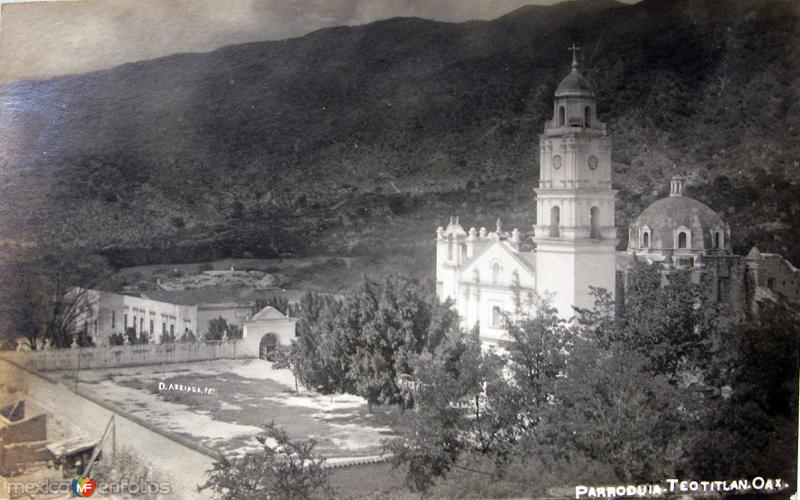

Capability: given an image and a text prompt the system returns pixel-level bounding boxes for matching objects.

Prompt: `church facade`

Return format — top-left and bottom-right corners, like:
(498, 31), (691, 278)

(435, 49), (799, 343)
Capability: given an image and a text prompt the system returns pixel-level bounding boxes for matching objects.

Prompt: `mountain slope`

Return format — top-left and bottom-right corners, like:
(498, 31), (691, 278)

(1, 0), (798, 268)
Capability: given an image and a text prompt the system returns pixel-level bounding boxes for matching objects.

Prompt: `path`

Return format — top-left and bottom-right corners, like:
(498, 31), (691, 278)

(0, 359), (215, 499)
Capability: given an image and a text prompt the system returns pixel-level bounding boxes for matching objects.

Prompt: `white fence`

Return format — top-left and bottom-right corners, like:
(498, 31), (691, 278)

(0, 340), (250, 372)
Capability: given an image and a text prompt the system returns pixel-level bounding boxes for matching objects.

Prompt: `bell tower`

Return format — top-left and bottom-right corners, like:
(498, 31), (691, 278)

(534, 45), (617, 318)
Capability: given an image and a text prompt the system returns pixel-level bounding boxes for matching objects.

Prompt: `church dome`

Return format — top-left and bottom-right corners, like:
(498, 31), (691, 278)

(555, 68), (595, 97)
(628, 177), (729, 254)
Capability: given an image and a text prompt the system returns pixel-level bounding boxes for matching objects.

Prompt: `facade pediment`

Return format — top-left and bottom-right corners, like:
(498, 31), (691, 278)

(459, 242), (536, 290)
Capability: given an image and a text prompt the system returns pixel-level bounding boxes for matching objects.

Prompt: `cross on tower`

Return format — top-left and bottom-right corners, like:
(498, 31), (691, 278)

(568, 43), (581, 69)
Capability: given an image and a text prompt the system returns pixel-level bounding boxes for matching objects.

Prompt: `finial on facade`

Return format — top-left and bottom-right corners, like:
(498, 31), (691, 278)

(568, 43), (581, 70)
(511, 228), (520, 243)
(496, 217), (503, 233)
(455, 216), (460, 226)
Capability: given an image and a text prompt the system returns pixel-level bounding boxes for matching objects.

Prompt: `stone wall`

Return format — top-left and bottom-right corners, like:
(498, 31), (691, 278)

(0, 340), (250, 372)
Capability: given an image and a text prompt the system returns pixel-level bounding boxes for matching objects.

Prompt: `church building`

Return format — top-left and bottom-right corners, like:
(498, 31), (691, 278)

(435, 47), (798, 344)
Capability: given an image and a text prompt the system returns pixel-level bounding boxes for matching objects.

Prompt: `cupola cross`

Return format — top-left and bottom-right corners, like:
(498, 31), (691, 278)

(568, 44), (581, 69)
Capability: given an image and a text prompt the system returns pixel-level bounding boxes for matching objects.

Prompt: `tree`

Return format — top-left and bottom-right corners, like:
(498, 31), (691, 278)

(386, 327), (487, 493)
(690, 299), (799, 480)
(338, 276), (459, 410)
(501, 298), (571, 419)
(199, 422), (331, 500)
(7, 247), (111, 350)
(615, 261), (718, 381)
(206, 317), (242, 341)
(387, 320), (544, 493)
(539, 337), (694, 482)
(286, 277), (459, 410)
(272, 344), (301, 394)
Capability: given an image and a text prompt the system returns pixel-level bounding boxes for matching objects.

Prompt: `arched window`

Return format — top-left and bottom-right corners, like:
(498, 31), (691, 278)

(678, 231), (688, 249)
(584, 106), (591, 127)
(590, 207), (600, 239)
(641, 231), (650, 248)
(714, 232), (721, 249)
(558, 106), (566, 126)
(549, 206), (560, 237)
(492, 262), (501, 284)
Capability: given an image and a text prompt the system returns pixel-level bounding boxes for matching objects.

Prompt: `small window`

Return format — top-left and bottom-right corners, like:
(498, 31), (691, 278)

(447, 236), (454, 261)
(642, 231), (650, 248)
(150, 320), (154, 334)
(492, 262), (501, 284)
(714, 232), (721, 249)
(584, 106), (591, 127)
(162, 322), (167, 334)
(767, 278), (775, 290)
(550, 206), (560, 237)
(678, 231), (688, 249)
(590, 207), (600, 239)
(491, 306), (503, 328)
(112, 311), (116, 330)
(558, 106), (566, 126)
(124, 314), (128, 328)
(170, 324), (175, 336)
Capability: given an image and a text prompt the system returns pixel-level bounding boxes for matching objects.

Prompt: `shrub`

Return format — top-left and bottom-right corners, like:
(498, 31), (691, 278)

(179, 330), (197, 342)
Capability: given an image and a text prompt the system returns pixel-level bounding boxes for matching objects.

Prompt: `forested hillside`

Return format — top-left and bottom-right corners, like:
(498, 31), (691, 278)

(1, 0), (798, 270)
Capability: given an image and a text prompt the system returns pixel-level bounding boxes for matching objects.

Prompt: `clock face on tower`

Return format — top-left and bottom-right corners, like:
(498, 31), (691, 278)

(588, 155), (599, 170)
(553, 155), (562, 169)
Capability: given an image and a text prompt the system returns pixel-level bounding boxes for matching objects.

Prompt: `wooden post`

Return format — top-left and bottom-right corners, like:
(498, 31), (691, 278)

(111, 415), (116, 461)
(83, 415), (114, 476)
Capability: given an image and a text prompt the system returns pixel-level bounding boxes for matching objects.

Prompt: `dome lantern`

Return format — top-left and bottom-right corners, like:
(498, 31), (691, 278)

(669, 176), (686, 197)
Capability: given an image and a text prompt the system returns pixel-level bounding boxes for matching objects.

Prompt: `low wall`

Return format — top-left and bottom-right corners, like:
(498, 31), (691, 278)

(0, 413), (47, 444)
(0, 340), (251, 372)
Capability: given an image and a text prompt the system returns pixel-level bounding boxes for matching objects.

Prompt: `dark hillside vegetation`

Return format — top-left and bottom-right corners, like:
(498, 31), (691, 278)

(0, 0), (798, 270)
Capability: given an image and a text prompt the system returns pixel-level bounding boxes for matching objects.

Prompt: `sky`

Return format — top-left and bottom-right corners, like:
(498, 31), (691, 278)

(0, 0), (637, 83)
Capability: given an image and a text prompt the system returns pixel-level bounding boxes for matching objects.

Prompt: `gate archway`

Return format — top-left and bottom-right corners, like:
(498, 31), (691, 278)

(259, 333), (279, 361)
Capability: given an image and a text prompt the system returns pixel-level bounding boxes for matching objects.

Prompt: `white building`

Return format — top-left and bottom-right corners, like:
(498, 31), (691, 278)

(435, 50), (616, 343)
(436, 50), (800, 343)
(74, 289), (198, 344)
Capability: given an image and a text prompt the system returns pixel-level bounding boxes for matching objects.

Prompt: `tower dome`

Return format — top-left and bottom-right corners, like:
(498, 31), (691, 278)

(628, 177), (730, 255)
(555, 67), (595, 97)
(555, 43), (595, 97)
(545, 44), (603, 132)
